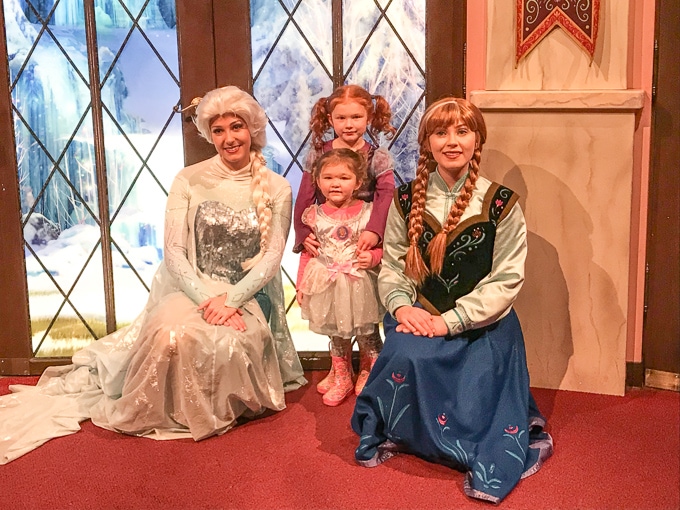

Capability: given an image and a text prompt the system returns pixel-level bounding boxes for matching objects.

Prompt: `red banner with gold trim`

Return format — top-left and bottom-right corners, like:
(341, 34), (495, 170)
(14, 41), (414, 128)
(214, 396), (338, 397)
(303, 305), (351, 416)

(516, 0), (600, 64)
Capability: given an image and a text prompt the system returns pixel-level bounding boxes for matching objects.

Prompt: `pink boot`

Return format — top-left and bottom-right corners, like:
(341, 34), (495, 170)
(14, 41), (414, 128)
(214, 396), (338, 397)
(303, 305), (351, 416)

(316, 365), (335, 395)
(317, 340), (338, 394)
(322, 351), (354, 407)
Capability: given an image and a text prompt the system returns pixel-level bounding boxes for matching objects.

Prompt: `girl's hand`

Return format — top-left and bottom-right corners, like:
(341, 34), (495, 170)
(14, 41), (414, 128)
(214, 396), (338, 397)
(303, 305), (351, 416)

(303, 233), (321, 256)
(198, 295), (243, 325)
(354, 250), (374, 270)
(356, 230), (379, 252)
(394, 306), (438, 337)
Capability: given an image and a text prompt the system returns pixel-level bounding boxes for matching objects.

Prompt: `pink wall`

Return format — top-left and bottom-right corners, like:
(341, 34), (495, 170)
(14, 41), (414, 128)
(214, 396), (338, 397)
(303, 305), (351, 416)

(626, 0), (655, 363)
(466, 1), (486, 94)
(466, 1), (656, 363)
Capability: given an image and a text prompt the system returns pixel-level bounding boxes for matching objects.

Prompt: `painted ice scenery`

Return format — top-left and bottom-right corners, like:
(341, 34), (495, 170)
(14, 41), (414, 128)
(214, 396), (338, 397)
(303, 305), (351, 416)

(6, 0), (425, 355)
(6, 0), (182, 355)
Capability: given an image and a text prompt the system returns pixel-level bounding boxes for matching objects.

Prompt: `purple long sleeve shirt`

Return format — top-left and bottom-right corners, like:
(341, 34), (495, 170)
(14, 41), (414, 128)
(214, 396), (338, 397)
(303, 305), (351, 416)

(293, 139), (395, 253)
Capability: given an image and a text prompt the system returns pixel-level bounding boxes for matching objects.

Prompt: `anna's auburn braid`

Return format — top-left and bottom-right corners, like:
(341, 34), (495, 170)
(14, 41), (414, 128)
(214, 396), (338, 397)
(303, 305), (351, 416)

(404, 151), (432, 285)
(241, 150), (272, 271)
(427, 153), (480, 275)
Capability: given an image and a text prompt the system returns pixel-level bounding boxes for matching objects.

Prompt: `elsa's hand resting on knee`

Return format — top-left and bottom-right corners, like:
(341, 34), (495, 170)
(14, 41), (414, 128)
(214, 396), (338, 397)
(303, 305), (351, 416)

(198, 295), (244, 326)
(224, 312), (247, 332)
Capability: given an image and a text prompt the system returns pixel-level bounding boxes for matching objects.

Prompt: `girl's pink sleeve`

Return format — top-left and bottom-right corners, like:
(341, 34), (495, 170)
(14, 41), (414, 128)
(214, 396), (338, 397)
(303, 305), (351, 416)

(293, 171), (316, 252)
(369, 247), (383, 269)
(296, 250), (312, 290)
(365, 170), (395, 241)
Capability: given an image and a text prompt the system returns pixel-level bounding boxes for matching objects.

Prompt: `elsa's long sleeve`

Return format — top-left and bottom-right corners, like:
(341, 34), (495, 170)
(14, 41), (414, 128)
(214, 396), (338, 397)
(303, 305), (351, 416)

(163, 169), (213, 304)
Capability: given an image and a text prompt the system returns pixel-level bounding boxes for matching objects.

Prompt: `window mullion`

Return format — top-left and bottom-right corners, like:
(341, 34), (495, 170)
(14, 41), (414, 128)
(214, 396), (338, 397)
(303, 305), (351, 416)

(332, 0), (343, 88)
(83, 0), (116, 333)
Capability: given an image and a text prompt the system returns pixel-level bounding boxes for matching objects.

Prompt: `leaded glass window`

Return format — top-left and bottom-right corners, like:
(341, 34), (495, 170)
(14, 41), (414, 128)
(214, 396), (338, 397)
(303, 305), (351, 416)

(3, 0), (429, 358)
(4, 0), (181, 357)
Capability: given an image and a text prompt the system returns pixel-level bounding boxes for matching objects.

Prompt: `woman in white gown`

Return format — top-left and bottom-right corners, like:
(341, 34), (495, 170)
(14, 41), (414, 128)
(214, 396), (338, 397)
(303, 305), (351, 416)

(0, 86), (306, 463)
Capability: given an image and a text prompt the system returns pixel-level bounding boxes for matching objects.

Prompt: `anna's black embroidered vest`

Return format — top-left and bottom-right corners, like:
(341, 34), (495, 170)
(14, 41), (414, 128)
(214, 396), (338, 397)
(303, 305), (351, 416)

(395, 181), (518, 315)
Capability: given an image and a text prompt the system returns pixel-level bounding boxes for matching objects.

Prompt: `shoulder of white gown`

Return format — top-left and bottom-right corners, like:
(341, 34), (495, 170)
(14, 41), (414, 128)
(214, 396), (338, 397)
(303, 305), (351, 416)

(174, 155), (217, 181)
(266, 168), (292, 193)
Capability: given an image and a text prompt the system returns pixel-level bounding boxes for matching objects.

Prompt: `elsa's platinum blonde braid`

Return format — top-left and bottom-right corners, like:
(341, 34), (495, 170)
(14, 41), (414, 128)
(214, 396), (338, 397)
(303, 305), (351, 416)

(241, 150), (272, 270)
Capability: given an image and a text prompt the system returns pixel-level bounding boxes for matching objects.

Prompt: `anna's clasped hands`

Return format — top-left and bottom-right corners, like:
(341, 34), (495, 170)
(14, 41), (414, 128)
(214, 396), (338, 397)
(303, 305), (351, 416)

(394, 305), (449, 338)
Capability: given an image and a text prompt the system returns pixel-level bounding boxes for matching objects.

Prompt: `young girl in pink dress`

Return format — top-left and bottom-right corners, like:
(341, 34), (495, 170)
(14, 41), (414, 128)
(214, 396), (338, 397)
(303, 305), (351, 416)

(294, 85), (396, 397)
(296, 148), (385, 406)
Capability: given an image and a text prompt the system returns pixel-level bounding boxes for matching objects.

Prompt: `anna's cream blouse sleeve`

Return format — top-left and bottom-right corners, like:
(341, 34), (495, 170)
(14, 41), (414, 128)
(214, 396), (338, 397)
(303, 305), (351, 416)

(378, 199), (418, 314)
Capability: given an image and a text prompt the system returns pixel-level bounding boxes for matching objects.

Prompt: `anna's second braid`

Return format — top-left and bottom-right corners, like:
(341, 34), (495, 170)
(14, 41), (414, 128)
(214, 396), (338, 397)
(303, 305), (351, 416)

(427, 149), (481, 275)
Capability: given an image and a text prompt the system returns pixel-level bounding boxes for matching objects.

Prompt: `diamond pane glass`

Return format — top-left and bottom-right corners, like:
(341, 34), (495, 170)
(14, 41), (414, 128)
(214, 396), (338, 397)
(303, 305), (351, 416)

(5, 0), (42, 79)
(342, 0), (380, 70)
(344, 0), (425, 183)
(32, 299), (106, 358)
(4, 0), (181, 357)
(144, 114), (183, 192)
(97, 0), (181, 329)
(50, 2), (91, 79)
(255, 26), (332, 161)
(250, 0), (288, 72)
(250, 0), (425, 350)
(29, 227), (105, 357)
(292, 0), (332, 71)
(383, 0), (425, 69)
(110, 243), (158, 327)
(12, 42), (91, 165)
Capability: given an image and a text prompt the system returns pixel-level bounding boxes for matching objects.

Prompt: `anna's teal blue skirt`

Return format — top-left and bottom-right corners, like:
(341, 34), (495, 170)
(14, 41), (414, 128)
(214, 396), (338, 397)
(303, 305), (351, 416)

(351, 309), (553, 503)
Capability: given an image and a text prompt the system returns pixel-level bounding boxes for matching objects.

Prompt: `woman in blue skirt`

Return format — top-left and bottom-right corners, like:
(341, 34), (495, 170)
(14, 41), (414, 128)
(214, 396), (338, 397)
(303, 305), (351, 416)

(351, 97), (553, 503)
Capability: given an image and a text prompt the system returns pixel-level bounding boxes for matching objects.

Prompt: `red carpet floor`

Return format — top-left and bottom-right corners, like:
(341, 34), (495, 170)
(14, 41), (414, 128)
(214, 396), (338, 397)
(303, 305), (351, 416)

(1, 372), (678, 510)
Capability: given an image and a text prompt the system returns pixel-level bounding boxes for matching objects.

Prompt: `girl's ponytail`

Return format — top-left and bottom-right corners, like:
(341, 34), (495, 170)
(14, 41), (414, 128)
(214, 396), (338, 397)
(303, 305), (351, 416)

(369, 94), (397, 141)
(309, 97), (332, 153)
